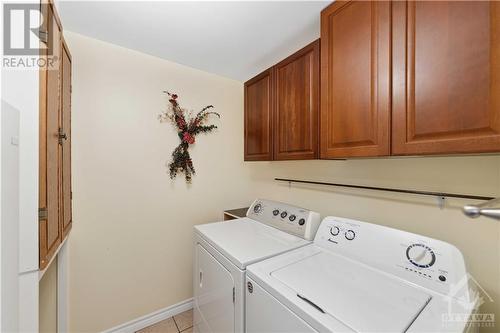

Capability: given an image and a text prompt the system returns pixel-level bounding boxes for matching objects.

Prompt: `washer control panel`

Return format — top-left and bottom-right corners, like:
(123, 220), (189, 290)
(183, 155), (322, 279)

(246, 199), (321, 240)
(314, 216), (469, 300)
(324, 220), (359, 244)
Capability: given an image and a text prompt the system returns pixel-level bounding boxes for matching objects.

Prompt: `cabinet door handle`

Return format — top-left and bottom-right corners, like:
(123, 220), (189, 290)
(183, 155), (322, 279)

(58, 128), (68, 144)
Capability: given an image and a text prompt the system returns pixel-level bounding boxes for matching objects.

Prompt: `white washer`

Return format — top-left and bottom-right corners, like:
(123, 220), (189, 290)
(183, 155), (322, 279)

(193, 199), (321, 333)
(246, 216), (478, 333)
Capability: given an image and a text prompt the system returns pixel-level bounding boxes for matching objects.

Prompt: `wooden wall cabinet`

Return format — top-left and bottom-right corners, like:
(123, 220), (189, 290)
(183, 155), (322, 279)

(39, 1), (72, 270)
(244, 69), (274, 161)
(320, 1), (390, 158)
(320, 0), (500, 158)
(392, 1), (500, 155)
(244, 40), (320, 161)
(274, 40), (319, 160)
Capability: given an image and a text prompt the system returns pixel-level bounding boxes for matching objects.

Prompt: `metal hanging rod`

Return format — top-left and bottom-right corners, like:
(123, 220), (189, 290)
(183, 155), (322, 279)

(274, 178), (495, 201)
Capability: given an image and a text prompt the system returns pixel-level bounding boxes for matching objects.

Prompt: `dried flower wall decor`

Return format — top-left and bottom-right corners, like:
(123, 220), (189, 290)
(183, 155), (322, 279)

(158, 92), (220, 183)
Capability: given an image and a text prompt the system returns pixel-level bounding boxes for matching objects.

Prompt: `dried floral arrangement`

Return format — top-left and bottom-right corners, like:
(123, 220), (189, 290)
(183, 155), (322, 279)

(158, 92), (220, 182)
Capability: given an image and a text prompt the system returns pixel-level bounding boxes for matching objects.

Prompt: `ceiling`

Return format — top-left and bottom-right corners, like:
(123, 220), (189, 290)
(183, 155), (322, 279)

(57, 1), (328, 81)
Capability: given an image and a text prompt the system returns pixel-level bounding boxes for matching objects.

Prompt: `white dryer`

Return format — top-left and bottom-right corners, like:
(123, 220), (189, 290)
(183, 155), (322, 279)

(246, 216), (478, 333)
(193, 199), (321, 333)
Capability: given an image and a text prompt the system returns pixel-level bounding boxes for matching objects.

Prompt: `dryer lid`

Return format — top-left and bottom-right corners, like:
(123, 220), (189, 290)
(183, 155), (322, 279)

(271, 251), (432, 333)
(195, 218), (309, 269)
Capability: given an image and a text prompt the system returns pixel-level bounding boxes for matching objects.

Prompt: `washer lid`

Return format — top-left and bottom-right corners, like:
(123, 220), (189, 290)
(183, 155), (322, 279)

(271, 251), (432, 333)
(195, 218), (309, 269)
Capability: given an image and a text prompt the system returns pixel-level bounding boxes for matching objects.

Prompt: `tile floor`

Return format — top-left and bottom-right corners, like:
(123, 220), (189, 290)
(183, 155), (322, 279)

(136, 309), (193, 333)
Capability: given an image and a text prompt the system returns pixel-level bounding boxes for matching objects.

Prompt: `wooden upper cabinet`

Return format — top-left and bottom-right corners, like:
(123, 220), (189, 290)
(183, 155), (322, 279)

(320, 1), (391, 158)
(244, 40), (320, 161)
(274, 40), (319, 160)
(39, 1), (72, 270)
(39, 2), (62, 269)
(392, 1), (500, 155)
(61, 39), (72, 239)
(244, 69), (273, 161)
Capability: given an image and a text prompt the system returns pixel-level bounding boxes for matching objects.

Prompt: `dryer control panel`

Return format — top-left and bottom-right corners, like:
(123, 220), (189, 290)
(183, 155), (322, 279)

(247, 199), (321, 240)
(313, 216), (469, 300)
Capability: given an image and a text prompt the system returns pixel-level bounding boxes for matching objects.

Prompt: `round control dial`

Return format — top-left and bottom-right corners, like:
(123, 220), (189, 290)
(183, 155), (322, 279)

(406, 244), (436, 268)
(330, 226), (340, 236)
(272, 209), (280, 216)
(253, 203), (263, 213)
(298, 218), (306, 226)
(345, 230), (355, 240)
(280, 211), (288, 218)
(289, 215), (296, 222)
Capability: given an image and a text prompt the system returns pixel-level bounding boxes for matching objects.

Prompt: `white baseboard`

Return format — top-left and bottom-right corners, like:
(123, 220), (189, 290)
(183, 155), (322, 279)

(102, 298), (193, 333)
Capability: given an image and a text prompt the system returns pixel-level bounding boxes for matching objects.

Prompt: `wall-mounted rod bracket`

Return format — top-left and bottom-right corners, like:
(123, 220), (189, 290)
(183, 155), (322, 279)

(436, 196), (446, 210)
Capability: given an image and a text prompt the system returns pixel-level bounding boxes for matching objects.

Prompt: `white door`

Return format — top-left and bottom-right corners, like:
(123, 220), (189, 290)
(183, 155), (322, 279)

(246, 278), (317, 333)
(194, 244), (235, 333)
(1, 102), (20, 332)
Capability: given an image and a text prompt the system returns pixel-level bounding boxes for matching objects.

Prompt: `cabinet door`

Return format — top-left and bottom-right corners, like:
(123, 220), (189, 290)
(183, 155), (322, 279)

(392, 1), (500, 155)
(39, 3), (62, 269)
(60, 39), (72, 239)
(244, 69), (273, 161)
(274, 40), (319, 160)
(320, 1), (391, 158)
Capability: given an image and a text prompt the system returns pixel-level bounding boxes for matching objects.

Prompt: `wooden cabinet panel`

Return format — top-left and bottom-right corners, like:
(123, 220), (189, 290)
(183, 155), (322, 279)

(244, 69), (273, 161)
(39, 3), (62, 269)
(320, 1), (390, 158)
(392, 1), (500, 155)
(61, 39), (72, 239)
(39, 1), (72, 270)
(274, 40), (319, 160)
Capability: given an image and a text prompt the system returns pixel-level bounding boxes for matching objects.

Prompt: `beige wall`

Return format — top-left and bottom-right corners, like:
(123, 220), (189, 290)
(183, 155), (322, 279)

(39, 259), (57, 333)
(246, 158), (500, 333)
(66, 31), (500, 332)
(65, 32), (254, 332)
